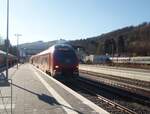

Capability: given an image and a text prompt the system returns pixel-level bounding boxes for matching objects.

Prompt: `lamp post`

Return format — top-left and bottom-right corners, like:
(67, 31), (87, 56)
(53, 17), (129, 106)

(6, 0), (9, 80)
(14, 34), (22, 69)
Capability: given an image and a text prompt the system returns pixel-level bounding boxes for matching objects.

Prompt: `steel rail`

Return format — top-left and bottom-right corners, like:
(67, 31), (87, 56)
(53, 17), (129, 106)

(77, 77), (138, 114)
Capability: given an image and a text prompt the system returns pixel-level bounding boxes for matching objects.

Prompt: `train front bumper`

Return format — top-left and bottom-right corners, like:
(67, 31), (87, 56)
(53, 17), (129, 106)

(53, 68), (78, 76)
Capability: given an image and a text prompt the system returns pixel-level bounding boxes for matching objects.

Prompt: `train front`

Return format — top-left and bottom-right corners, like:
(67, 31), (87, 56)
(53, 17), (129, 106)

(52, 45), (79, 79)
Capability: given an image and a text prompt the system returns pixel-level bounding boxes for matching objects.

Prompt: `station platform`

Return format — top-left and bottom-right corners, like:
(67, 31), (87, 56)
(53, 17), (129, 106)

(79, 64), (150, 82)
(0, 64), (109, 114)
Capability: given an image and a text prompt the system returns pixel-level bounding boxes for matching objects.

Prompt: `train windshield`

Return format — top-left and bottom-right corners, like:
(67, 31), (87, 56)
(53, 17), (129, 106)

(54, 50), (77, 64)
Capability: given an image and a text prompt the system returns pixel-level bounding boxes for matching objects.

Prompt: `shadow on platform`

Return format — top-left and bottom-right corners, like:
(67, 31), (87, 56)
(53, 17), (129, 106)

(12, 83), (84, 114)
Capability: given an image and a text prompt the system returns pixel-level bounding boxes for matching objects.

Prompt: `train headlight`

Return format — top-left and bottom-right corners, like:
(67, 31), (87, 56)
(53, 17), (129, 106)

(76, 65), (79, 68)
(55, 65), (59, 68)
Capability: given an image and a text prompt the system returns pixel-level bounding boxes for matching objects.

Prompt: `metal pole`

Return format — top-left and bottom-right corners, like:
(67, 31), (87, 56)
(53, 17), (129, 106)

(11, 79), (13, 114)
(14, 34), (21, 69)
(112, 43), (114, 57)
(6, 0), (9, 80)
(17, 35), (19, 69)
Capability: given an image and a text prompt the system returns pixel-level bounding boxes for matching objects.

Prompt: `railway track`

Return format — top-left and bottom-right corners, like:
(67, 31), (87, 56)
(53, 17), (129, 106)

(77, 78), (137, 114)
(76, 76), (150, 114)
(79, 70), (150, 97)
(59, 74), (150, 114)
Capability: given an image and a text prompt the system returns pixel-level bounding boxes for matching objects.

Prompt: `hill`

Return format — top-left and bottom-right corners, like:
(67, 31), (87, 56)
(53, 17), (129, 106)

(18, 22), (150, 56)
(68, 22), (150, 56)
(19, 39), (67, 55)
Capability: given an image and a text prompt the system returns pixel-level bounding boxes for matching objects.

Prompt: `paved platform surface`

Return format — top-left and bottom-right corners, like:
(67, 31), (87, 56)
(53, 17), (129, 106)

(0, 64), (109, 114)
(79, 64), (150, 82)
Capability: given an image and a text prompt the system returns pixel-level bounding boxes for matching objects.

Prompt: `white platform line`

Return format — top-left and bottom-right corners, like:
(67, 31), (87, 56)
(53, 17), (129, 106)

(0, 104), (15, 109)
(32, 65), (110, 114)
(32, 68), (78, 114)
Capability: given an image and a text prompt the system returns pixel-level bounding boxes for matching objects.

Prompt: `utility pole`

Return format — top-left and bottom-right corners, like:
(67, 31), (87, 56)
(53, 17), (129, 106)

(14, 34), (22, 69)
(111, 42), (114, 57)
(6, 0), (9, 80)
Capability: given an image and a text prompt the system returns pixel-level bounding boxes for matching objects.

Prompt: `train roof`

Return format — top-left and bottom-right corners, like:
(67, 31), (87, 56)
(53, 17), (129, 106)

(0, 50), (6, 55)
(0, 50), (16, 58)
(33, 44), (74, 57)
(54, 44), (73, 49)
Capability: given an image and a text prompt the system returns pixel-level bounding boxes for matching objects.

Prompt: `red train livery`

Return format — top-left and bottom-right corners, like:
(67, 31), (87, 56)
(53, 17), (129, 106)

(30, 44), (79, 78)
(0, 50), (17, 68)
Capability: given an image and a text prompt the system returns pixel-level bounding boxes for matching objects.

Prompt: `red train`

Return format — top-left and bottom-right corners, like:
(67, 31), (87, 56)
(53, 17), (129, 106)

(30, 44), (79, 78)
(0, 50), (17, 68)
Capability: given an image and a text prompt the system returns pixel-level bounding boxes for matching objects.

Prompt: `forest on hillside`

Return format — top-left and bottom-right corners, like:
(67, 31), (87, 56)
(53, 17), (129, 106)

(69, 22), (150, 56)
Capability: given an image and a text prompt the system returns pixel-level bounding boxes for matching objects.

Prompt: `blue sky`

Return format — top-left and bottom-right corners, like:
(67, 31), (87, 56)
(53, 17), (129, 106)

(0, 0), (150, 45)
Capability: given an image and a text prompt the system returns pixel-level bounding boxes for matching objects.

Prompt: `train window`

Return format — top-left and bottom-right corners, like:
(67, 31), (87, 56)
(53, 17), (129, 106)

(57, 48), (69, 51)
(54, 50), (77, 64)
